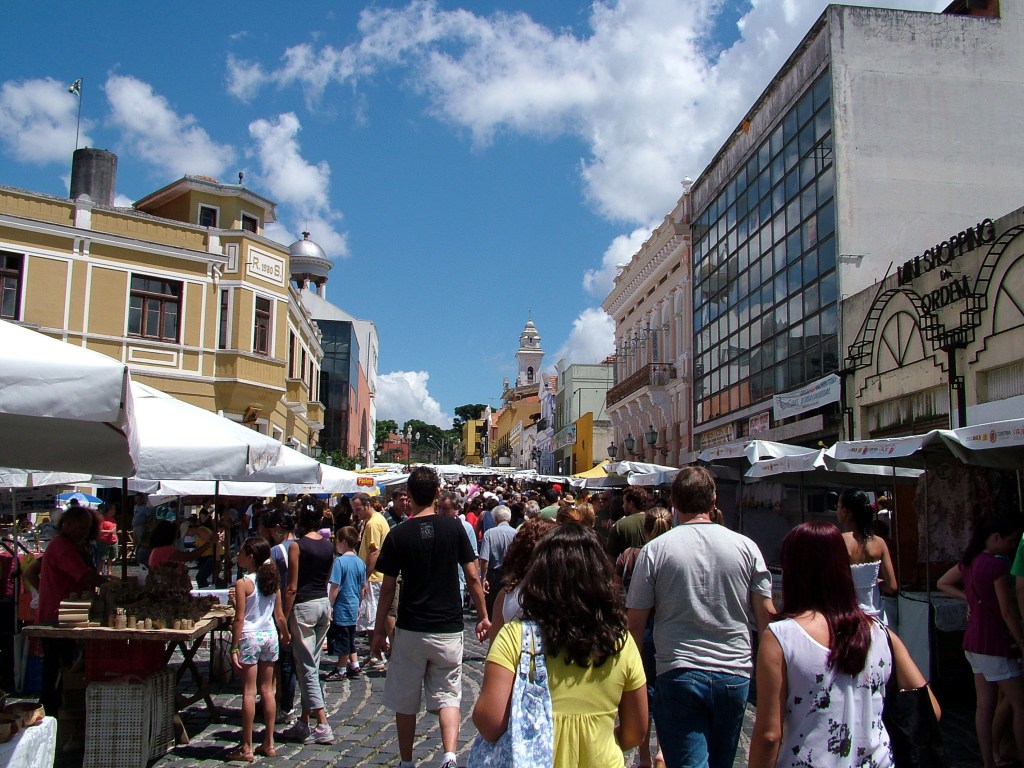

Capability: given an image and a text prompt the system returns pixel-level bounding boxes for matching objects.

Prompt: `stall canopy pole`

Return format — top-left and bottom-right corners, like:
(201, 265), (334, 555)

(890, 460), (900, 587)
(212, 481), (222, 588)
(120, 478), (129, 582)
(923, 455), (931, 598)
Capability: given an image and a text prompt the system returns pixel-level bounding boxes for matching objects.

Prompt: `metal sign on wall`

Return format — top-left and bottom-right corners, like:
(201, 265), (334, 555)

(698, 423), (734, 450)
(554, 424), (577, 451)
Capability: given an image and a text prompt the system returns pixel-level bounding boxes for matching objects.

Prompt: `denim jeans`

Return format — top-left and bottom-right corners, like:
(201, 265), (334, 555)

(653, 668), (749, 768)
(290, 597), (331, 711)
(278, 640), (297, 713)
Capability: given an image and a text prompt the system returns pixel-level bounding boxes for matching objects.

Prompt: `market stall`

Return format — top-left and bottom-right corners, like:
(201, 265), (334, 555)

(21, 566), (233, 765)
(830, 418), (1024, 678)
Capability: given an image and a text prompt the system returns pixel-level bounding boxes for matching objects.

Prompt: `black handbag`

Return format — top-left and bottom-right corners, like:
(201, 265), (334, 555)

(882, 630), (947, 768)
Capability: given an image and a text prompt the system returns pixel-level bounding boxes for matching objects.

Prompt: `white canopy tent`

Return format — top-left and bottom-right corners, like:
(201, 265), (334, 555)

(129, 382), (317, 483)
(745, 449), (924, 485)
(0, 320), (139, 476)
(829, 419), (1024, 470)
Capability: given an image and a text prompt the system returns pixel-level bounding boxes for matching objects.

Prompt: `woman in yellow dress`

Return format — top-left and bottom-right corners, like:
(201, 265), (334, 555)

(473, 523), (648, 766)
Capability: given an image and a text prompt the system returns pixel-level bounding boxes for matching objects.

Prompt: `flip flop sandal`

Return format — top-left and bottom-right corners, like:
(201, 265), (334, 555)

(225, 747), (255, 763)
(254, 745), (277, 757)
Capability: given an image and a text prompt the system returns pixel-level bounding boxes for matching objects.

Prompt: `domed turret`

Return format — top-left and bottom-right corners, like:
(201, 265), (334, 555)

(289, 231), (332, 297)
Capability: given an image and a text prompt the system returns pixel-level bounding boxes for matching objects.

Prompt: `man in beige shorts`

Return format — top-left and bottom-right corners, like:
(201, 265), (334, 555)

(355, 493), (390, 668)
(372, 468), (489, 768)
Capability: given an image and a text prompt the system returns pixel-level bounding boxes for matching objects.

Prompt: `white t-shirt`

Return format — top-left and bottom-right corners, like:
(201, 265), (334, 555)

(626, 522), (771, 677)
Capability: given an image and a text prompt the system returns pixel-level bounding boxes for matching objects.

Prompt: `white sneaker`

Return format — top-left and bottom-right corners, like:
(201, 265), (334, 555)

(306, 722), (335, 745)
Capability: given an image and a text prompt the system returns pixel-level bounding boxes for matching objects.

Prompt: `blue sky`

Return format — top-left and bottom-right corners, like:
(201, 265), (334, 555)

(1, 0), (942, 427)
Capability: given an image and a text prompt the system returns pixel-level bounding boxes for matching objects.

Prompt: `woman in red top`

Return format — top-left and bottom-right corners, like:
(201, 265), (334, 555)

(938, 516), (1024, 768)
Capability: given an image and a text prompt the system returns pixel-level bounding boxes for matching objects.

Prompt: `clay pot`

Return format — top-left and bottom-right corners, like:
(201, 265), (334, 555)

(5, 701), (44, 728)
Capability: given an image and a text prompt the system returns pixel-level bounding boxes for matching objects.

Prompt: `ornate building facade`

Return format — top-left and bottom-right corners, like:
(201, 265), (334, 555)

(0, 149), (324, 449)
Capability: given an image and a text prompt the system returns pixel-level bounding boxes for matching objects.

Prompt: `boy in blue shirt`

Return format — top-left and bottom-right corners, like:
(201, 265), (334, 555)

(326, 526), (367, 680)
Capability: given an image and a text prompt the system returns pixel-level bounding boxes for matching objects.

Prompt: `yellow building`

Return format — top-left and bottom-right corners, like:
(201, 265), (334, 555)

(461, 418), (489, 466)
(0, 150), (324, 450)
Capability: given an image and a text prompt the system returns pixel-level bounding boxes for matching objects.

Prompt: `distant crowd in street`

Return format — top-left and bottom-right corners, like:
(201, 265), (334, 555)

(24, 464), (964, 768)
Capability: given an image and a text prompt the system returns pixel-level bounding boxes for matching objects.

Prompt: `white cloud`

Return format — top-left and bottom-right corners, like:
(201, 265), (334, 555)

(376, 370), (453, 428)
(226, 54), (266, 101)
(583, 224), (657, 298)
(230, 0), (945, 227)
(248, 113), (349, 258)
(551, 307), (615, 367)
(104, 75), (235, 179)
(0, 78), (91, 164)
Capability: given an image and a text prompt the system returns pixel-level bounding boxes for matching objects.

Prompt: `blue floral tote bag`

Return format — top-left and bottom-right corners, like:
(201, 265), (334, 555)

(467, 621), (554, 768)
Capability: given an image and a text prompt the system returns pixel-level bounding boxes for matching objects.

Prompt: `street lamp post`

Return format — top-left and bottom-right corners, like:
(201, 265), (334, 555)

(639, 424), (658, 462)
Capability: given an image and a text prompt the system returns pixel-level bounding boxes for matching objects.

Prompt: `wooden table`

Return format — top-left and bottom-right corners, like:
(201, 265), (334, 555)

(23, 609), (233, 719)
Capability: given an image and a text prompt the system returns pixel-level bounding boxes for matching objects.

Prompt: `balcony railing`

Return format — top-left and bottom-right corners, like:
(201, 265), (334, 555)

(607, 363), (676, 407)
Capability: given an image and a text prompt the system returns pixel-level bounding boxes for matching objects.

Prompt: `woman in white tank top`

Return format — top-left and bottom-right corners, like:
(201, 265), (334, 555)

(749, 521), (937, 768)
(839, 489), (897, 623)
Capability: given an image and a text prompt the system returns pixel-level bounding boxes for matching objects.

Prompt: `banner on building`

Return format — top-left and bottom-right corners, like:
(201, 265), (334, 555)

(748, 412), (770, 436)
(772, 373), (841, 421)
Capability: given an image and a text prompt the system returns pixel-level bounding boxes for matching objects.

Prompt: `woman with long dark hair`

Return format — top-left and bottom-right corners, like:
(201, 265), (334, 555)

(749, 521), (935, 768)
(280, 500), (335, 745)
(839, 489), (897, 622)
(938, 516), (1024, 768)
(473, 523), (647, 766)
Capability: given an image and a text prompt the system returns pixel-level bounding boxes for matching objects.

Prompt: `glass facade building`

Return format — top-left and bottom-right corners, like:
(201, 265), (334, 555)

(692, 70), (838, 435)
(318, 319), (360, 452)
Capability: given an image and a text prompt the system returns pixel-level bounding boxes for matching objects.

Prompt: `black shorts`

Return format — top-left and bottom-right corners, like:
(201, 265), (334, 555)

(327, 623), (357, 656)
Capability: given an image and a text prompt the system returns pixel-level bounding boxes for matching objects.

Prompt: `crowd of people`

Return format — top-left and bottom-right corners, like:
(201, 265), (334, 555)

(20, 466), (968, 768)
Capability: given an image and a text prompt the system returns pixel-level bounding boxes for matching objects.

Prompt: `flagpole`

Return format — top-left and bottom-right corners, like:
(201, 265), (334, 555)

(74, 80), (83, 150)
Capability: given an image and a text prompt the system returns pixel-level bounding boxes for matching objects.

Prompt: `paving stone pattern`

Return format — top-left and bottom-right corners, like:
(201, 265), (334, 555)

(61, 611), (982, 768)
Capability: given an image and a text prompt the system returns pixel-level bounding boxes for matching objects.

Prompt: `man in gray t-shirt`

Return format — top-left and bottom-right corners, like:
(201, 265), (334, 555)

(626, 466), (774, 768)
(478, 505), (516, 616)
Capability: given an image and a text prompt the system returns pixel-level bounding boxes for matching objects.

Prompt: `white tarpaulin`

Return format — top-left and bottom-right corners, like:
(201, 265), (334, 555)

(829, 419), (1024, 470)
(246, 444), (321, 483)
(0, 320), (139, 476)
(698, 439), (814, 465)
(0, 468), (92, 488)
(130, 382), (307, 481)
(152, 480), (279, 498)
(745, 449), (923, 484)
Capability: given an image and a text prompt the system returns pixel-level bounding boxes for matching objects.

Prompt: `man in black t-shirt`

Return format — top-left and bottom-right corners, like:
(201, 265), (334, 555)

(372, 467), (489, 768)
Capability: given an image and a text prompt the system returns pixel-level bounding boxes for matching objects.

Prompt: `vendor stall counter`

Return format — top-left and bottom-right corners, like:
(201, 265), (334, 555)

(22, 608), (232, 719)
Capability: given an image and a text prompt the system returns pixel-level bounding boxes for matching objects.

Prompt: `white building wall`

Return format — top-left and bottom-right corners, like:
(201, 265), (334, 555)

(831, 4), (1024, 299)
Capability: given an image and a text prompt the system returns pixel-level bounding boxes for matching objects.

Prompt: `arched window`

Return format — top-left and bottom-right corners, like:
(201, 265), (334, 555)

(527, 366), (534, 383)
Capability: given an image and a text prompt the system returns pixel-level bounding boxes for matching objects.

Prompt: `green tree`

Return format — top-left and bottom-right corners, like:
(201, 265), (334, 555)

(452, 403), (487, 432)
(376, 419), (398, 446)
(321, 449), (360, 470)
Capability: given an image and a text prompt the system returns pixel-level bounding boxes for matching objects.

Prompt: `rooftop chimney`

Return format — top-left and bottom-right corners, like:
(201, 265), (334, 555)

(70, 148), (117, 206)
